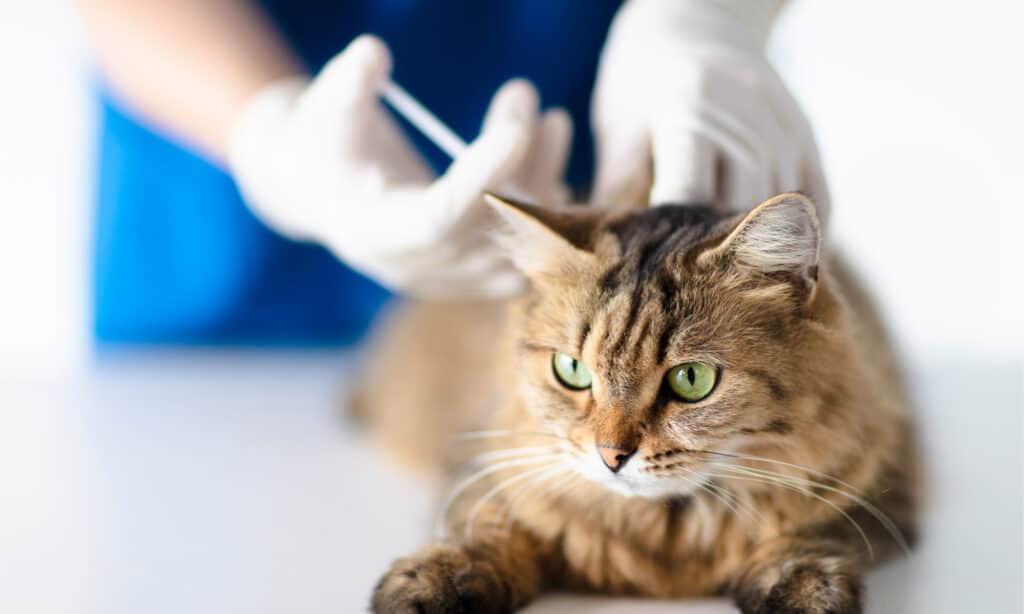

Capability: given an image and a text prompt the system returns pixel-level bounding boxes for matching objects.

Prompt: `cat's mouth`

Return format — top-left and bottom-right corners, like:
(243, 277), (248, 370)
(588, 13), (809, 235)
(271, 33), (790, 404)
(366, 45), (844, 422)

(576, 451), (708, 499)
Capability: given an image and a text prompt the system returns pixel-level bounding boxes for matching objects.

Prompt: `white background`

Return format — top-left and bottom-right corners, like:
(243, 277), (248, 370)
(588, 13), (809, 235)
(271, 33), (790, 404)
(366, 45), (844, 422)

(0, 1), (1020, 613)
(0, 0), (1021, 377)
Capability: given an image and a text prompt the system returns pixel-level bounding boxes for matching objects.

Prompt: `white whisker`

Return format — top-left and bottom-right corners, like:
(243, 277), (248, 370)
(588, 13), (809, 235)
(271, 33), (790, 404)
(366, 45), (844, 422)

(434, 455), (558, 538)
(702, 478), (761, 524)
(697, 449), (867, 497)
(499, 465), (575, 533)
(536, 468), (580, 500)
(706, 468), (875, 559)
(464, 463), (559, 541)
(713, 462), (909, 555)
(548, 470), (588, 507)
(452, 430), (565, 442)
(464, 445), (564, 467)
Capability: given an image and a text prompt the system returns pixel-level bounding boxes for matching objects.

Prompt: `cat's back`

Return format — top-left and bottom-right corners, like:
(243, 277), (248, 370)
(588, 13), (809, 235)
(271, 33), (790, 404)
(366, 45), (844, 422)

(826, 253), (911, 411)
(351, 299), (513, 471)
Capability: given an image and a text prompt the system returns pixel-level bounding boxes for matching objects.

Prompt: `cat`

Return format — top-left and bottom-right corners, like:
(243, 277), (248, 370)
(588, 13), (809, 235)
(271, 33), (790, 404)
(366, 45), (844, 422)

(354, 192), (919, 614)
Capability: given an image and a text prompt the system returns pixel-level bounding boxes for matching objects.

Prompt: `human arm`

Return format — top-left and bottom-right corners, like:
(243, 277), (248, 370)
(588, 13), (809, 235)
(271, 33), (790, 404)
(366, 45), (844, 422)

(73, 5), (572, 298)
(71, 0), (304, 164)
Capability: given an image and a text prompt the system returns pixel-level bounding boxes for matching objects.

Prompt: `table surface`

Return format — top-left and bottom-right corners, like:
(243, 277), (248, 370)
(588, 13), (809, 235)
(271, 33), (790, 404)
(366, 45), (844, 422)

(1, 350), (1020, 614)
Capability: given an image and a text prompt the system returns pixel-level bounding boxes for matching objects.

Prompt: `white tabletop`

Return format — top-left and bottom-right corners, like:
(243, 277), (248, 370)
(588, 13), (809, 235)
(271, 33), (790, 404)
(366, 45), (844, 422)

(1, 349), (1019, 614)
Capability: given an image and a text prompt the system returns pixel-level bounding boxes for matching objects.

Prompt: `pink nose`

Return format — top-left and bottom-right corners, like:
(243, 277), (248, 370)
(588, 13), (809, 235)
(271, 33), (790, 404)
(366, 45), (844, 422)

(597, 444), (637, 473)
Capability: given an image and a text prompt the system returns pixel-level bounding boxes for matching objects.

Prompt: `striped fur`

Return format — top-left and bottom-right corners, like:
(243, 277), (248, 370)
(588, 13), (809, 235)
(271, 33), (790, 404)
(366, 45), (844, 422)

(357, 194), (918, 614)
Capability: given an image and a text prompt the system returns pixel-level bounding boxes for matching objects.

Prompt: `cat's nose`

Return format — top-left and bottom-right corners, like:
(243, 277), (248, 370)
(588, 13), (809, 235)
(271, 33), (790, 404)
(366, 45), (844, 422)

(597, 443), (637, 473)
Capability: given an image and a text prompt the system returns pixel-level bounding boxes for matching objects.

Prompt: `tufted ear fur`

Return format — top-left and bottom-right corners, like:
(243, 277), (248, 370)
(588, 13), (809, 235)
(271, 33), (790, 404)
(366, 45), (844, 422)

(485, 193), (598, 279)
(699, 193), (821, 299)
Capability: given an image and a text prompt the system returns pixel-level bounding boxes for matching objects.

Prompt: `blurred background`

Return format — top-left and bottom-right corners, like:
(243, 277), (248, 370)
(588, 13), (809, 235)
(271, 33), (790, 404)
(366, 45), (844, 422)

(2, 0), (1020, 378)
(0, 1), (1020, 613)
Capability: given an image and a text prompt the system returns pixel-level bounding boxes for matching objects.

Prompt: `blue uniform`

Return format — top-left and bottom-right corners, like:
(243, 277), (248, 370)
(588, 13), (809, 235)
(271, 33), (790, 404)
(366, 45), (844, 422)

(93, 0), (622, 345)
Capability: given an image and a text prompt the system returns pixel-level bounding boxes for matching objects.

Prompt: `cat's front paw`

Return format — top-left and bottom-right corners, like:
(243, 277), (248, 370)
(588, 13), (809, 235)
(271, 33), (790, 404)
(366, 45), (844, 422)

(735, 564), (863, 614)
(371, 545), (514, 614)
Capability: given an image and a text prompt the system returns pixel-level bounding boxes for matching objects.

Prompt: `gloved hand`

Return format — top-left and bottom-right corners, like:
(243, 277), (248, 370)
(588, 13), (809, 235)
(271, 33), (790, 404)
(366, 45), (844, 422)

(591, 0), (830, 221)
(229, 35), (572, 298)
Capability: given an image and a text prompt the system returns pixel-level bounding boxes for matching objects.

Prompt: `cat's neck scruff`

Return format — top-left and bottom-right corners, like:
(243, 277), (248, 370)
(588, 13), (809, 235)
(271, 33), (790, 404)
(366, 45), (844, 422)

(361, 193), (918, 613)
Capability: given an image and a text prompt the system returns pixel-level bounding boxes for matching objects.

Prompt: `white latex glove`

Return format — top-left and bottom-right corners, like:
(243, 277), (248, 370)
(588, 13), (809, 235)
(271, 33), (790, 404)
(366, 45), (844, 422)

(229, 35), (572, 298)
(592, 0), (830, 221)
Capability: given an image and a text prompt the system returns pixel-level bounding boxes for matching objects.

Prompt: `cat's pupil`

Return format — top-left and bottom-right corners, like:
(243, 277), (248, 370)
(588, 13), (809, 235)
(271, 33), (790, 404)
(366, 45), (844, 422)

(687, 367), (696, 386)
(571, 359), (578, 372)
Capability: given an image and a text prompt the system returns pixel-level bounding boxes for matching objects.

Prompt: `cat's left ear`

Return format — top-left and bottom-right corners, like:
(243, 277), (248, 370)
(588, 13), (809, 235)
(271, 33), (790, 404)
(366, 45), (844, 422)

(699, 192), (821, 300)
(485, 193), (598, 278)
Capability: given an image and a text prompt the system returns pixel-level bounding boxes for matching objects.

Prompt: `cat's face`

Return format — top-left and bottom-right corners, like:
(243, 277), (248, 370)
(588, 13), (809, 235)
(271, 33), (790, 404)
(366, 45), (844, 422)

(490, 194), (823, 499)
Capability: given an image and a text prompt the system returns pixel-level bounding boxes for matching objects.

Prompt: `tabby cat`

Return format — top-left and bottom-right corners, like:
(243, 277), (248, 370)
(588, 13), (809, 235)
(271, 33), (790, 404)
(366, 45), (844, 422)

(355, 193), (918, 613)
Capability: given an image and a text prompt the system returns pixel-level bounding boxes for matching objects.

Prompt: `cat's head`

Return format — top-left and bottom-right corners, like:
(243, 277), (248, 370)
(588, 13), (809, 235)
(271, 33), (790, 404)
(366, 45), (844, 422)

(488, 193), (831, 499)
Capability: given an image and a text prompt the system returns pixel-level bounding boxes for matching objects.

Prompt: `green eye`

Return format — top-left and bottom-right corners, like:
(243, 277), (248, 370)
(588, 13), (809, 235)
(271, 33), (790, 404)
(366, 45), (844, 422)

(667, 362), (718, 402)
(552, 353), (593, 390)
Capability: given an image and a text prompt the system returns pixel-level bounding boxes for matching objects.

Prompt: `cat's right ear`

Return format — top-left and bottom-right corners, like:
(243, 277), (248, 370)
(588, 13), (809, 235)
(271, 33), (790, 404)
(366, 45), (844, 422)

(697, 192), (821, 301)
(485, 193), (598, 279)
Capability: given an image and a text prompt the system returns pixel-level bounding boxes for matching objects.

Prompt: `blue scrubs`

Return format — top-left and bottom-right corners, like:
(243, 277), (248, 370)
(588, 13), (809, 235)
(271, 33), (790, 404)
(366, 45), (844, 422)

(93, 0), (622, 345)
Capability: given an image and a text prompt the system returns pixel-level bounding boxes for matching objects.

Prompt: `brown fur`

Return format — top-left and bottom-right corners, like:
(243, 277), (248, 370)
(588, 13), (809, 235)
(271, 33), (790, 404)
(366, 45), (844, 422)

(357, 194), (918, 614)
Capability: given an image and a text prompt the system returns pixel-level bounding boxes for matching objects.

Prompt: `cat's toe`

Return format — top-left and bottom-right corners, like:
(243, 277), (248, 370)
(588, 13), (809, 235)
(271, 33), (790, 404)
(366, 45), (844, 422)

(371, 547), (511, 614)
(371, 561), (453, 614)
(736, 565), (863, 614)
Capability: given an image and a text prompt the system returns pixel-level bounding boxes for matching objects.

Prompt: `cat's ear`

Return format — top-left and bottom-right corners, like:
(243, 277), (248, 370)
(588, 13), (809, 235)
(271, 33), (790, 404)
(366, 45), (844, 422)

(485, 193), (598, 278)
(699, 193), (821, 297)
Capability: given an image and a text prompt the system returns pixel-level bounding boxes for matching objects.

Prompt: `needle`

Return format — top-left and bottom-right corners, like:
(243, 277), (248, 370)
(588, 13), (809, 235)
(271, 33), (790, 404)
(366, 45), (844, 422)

(380, 79), (468, 160)
(380, 79), (533, 203)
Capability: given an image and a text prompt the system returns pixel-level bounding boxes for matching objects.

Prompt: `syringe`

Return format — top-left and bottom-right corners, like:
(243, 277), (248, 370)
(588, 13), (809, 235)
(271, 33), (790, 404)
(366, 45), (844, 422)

(380, 79), (536, 203)
(380, 79), (468, 160)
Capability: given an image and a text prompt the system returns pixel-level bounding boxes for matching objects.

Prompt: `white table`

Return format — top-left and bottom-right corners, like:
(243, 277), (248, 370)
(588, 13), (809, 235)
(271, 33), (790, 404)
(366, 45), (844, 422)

(1, 350), (1019, 613)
